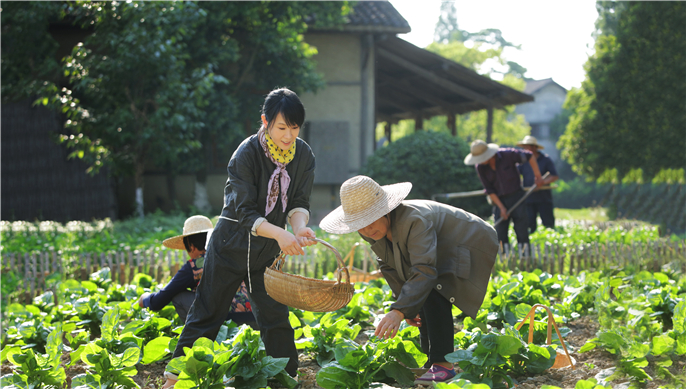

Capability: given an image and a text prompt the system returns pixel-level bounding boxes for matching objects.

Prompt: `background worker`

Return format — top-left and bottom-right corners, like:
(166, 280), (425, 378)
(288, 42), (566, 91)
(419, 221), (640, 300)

(517, 135), (559, 234)
(137, 215), (255, 327)
(464, 139), (543, 248)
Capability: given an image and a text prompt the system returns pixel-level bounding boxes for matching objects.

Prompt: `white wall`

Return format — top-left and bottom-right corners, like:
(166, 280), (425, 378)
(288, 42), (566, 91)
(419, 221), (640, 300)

(515, 83), (567, 127)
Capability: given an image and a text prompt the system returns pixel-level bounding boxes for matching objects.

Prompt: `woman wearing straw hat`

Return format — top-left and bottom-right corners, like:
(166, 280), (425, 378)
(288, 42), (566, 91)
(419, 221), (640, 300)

(137, 215), (255, 326)
(319, 175), (499, 385)
(163, 88), (317, 388)
(464, 139), (543, 248)
(516, 135), (559, 233)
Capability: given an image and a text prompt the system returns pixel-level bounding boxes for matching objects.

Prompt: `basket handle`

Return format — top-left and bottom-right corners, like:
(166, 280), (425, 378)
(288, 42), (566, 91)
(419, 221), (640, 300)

(270, 238), (352, 285)
(515, 304), (575, 370)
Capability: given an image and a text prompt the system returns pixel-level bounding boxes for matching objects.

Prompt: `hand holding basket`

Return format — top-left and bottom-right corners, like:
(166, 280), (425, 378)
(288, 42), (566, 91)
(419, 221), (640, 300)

(264, 237), (354, 312)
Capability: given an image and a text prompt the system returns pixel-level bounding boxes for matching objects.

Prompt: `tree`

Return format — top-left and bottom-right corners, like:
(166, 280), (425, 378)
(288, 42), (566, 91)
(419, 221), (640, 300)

(558, 2), (686, 179)
(1, 2), (64, 103)
(24, 1), (350, 217)
(40, 2), (222, 218)
(180, 2), (350, 212)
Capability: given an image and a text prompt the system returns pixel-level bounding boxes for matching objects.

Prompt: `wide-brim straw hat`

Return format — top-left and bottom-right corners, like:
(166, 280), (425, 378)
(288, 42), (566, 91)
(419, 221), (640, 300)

(319, 175), (412, 234)
(517, 135), (544, 149)
(464, 139), (499, 165)
(162, 215), (214, 250)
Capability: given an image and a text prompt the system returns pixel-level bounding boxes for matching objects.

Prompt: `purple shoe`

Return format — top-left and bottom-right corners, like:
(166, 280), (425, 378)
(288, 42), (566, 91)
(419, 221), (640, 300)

(414, 364), (456, 385)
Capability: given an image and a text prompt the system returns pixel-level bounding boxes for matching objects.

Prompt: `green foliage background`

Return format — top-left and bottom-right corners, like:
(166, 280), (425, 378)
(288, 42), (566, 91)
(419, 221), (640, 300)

(558, 2), (686, 179)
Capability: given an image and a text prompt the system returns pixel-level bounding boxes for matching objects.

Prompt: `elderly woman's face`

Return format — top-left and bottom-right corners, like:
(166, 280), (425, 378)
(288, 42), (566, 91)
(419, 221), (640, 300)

(358, 215), (390, 241)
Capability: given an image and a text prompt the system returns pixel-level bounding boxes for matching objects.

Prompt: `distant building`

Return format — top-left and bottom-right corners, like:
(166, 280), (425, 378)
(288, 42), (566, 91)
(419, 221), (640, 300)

(514, 78), (567, 162)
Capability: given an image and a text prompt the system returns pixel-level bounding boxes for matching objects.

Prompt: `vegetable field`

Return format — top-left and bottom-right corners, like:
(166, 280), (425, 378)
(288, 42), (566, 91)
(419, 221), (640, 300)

(1, 217), (685, 388)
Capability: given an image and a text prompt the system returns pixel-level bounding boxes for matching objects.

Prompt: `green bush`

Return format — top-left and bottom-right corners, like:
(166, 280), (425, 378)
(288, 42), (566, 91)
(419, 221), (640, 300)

(360, 131), (490, 217)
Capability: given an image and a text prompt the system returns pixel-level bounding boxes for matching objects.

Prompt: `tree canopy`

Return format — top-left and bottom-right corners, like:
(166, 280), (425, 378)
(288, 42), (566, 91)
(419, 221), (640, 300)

(3, 1), (350, 216)
(558, 2), (686, 180)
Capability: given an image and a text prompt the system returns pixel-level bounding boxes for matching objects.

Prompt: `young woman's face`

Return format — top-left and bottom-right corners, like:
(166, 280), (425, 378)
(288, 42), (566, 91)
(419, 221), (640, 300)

(358, 215), (390, 241)
(262, 113), (299, 152)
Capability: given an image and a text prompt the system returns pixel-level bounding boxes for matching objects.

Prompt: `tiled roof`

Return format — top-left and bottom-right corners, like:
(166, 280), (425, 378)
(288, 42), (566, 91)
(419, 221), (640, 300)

(346, 1), (411, 32)
(309, 1), (411, 33)
(524, 78), (567, 94)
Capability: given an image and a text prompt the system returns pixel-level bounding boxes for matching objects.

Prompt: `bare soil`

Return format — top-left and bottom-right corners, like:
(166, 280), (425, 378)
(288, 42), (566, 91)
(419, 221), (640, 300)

(3, 316), (684, 388)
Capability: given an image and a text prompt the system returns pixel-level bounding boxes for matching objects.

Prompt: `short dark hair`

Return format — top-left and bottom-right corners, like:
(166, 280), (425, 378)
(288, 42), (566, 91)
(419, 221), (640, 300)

(183, 233), (207, 253)
(262, 87), (305, 130)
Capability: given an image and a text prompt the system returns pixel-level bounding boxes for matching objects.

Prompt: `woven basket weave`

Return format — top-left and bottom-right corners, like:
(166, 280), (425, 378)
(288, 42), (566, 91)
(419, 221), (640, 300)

(264, 238), (354, 312)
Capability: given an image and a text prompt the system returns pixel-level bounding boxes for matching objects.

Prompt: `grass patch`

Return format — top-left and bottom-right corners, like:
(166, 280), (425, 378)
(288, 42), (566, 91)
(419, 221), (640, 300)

(554, 207), (609, 222)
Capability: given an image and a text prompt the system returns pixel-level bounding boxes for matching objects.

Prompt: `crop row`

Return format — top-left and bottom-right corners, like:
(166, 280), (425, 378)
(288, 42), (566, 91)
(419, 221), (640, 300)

(2, 266), (684, 388)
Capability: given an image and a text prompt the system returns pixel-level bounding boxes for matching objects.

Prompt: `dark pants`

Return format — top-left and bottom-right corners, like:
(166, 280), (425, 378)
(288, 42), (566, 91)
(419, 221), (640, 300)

(418, 289), (455, 366)
(494, 190), (530, 246)
(172, 236), (298, 376)
(172, 290), (257, 327)
(525, 202), (555, 234)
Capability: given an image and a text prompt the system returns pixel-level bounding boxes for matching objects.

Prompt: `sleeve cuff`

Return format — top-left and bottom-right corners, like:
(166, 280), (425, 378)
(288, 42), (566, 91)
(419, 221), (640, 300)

(251, 217), (267, 237)
(288, 207), (310, 225)
(142, 293), (152, 309)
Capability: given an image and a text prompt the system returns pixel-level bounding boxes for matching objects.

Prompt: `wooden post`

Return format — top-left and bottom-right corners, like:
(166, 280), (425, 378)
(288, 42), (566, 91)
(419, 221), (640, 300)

(558, 245), (564, 275)
(150, 250), (156, 277)
(51, 251), (59, 277)
(486, 107), (494, 143)
(24, 253), (31, 303)
(30, 253), (37, 300)
(128, 251), (135, 284)
(384, 122), (392, 144)
(447, 112), (456, 136)
(136, 250), (143, 275)
(171, 250), (180, 277)
(594, 241), (600, 270)
(118, 252), (126, 285)
(415, 113), (423, 131)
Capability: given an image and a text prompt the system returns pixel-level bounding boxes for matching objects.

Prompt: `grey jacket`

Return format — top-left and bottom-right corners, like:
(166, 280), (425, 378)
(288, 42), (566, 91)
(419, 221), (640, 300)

(361, 200), (498, 319)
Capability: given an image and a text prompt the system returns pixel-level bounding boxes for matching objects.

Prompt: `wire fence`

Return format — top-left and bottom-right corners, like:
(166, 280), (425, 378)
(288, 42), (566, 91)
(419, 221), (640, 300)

(3, 238), (685, 304)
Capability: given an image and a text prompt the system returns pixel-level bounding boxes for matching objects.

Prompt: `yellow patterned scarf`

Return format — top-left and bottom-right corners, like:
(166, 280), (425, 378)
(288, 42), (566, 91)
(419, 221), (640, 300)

(258, 127), (296, 215)
(264, 131), (296, 164)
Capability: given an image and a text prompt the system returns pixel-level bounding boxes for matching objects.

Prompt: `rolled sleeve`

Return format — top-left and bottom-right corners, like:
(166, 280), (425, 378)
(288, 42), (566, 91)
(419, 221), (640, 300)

(287, 207), (310, 226)
(251, 217), (267, 237)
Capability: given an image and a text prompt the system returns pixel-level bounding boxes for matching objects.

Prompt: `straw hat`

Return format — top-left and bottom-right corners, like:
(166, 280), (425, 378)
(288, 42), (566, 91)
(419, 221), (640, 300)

(162, 215), (214, 250)
(464, 139), (499, 165)
(319, 175), (412, 234)
(517, 135), (544, 149)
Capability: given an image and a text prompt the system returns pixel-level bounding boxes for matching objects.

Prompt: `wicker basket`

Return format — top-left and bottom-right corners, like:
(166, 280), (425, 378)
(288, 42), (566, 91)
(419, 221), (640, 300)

(264, 238), (354, 312)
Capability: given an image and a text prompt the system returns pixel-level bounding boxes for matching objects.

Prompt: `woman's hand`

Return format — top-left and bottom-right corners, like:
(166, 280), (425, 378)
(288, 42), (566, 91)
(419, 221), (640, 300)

(375, 310), (405, 339)
(276, 229), (305, 256)
(294, 227), (317, 248)
(405, 314), (421, 327)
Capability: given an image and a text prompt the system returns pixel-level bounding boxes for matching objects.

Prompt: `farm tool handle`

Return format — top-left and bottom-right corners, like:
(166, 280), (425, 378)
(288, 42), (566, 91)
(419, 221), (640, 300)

(493, 172), (551, 227)
(515, 304), (575, 370)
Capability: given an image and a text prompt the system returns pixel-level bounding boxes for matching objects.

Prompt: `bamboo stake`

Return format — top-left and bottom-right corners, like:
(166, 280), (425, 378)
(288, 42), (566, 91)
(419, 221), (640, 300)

(30, 253), (37, 300)
(128, 251), (135, 284)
